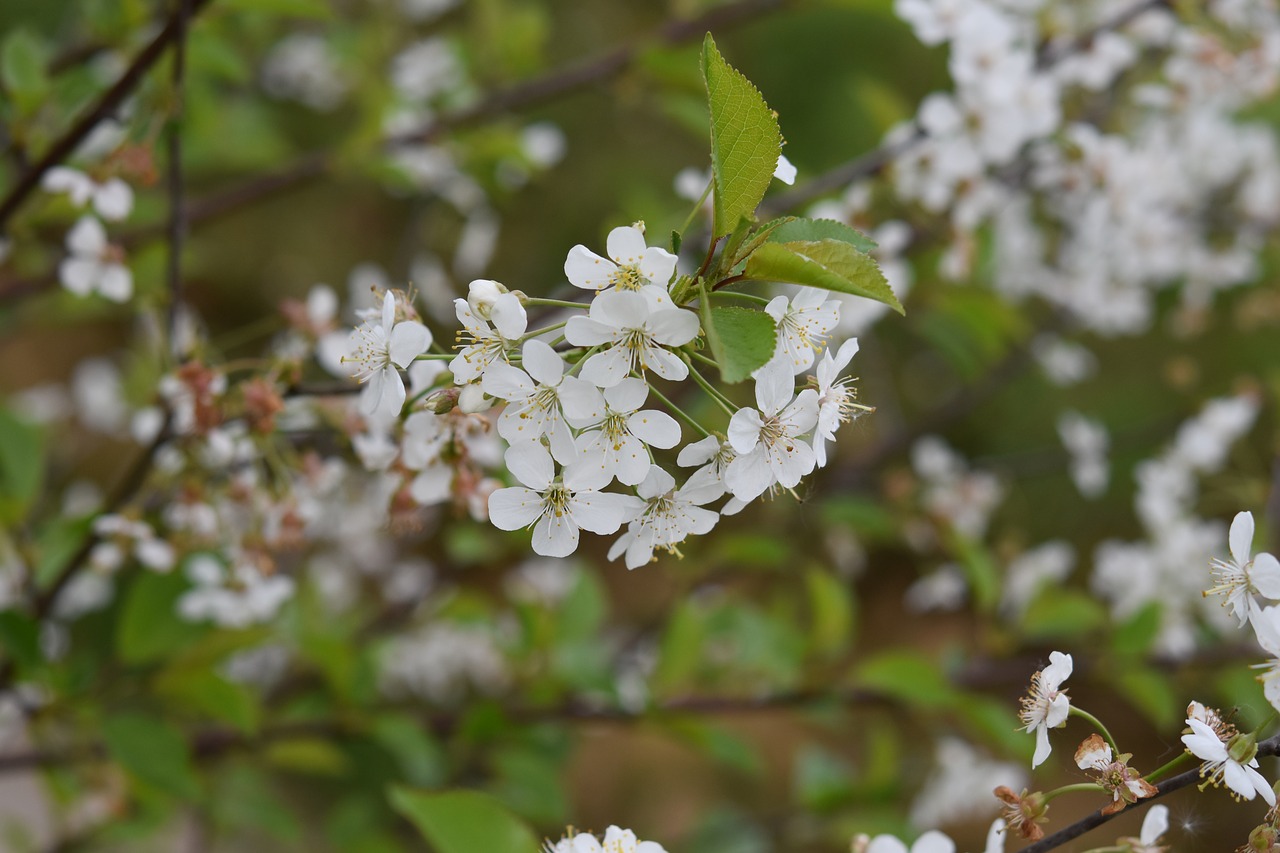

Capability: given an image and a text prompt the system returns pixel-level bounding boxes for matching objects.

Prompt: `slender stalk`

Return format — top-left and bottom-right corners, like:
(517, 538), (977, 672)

(411, 353), (456, 361)
(1043, 782), (1104, 802)
(1070, 706), (1121, 757)
(524, 298), (589, 311)
(520, 321), (567, 341)
(1143, 751), (1192, 783)
(683, 358), (737, 416)
(678, 178), (713, 237)
(646, 383), (711, 438)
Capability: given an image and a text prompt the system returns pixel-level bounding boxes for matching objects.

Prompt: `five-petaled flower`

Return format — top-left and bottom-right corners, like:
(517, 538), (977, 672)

(1182, 709), (1276, 806)
(1205, 510), (1280, 630)
(1019, 650), (1072, 768)
(346, 291), (433, 419)
(564, 224), (678, 310)
(725, 360), (819, 501)
(564, 291), (699, 388)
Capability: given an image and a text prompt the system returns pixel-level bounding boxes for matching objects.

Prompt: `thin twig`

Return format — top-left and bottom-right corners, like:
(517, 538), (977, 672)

(167, 0), (191, 360)
(0, 0), (213, 231)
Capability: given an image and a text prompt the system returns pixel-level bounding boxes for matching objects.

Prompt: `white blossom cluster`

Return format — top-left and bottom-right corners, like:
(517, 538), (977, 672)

(1092, 393), (1260, 657)
(334, 224), (868, 566)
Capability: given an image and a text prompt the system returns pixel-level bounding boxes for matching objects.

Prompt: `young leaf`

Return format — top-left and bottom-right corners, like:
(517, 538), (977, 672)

(703, 305), (776, 384)
(103, 712), (201, 799)
(744, 239), (903, 314)
(388, 787), (540, 853)
(702, 34), (781, 237)
(766, 218), (878, 253)
(117, 569), (207, 664)
(0, 409), (43, 524)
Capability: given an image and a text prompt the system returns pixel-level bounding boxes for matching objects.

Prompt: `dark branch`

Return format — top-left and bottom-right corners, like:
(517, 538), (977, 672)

(167, 0), (192, 359)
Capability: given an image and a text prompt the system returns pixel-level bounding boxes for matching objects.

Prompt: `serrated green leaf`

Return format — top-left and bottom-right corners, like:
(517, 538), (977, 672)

(702, 34), (781, 237)
(702, 305), (776, 384)
(103, 712), (200, 799)
(0, 409), (43, 524)
(117, 569), (207, 665)
(744, 240), (903, 314)
(388, 787), (540, 853)
(766, 218), (877, 253)
(854, 651), (958, 710)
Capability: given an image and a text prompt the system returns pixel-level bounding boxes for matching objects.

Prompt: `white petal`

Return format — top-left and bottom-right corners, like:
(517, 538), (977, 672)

(548, 416), (578, 466)
(912, 831), (955, 853)
(754, 360), (795, 416)
(389, 321), (431, 367)
(1031, 724), (1052, 768)
(771, 437), (815, 488)
(570, 491), (643, 534)
(639, 246), (677, 288)
(60, 258), (99, 296)
(773, 154), (797, 185)
(93, 179), (134, 221)
(488, 487), (545, 529)
(482, 362), (535, 401)
(1139, 805), (1168, 846)
(764, 295), (789, 323)
(67, 216), (107, 255)
(505, 441), (555, 490)
(564, 244), (616, 290)
(564, 315), (617, 347)
(580, 347), (633, 388)
(592, 290), (649, 329)
(360, 368), (388, 416)
(381, 291), (396, 331)
(490, 293), (528, 339)
(639, 343), (688, 382)
(678, 435), (720, 467)
(1231, 511), (1256, 568)
(532, 513), (579, 557)
(372, 367), (406, 418)
(1043, 651), (1073, 688)
(606, 225), (648, 264)
(646, 308), (700, 347)
(637, 465), (676, 498)
(558, 376), (607, 426)
(522, 339), (564, 386)
(97, 264), (133, 302)
(410, 464), (452, 504)
(1253, 552), (1280, 599)
(613, 435), (652, 486)
(725, 450), (774, 501)
(604, 377), (648, 413)
(728, 408), (765, 454)
(628, 410), (680, 449)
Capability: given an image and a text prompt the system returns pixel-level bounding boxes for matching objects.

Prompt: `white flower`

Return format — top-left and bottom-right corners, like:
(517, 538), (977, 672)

(466, 278), (508, 318)
(607, 466), (721, 569)
(764, 289), (842, 374)
(677, 435), (747, 514)
(1018, 650), (1072, 768)
(450, 291), (527, 383)
(567, 377), (681, 489)
(543, 825), (667, 853)
(774, 153), (797, 185)
(42, 167), (134, 220)
(482, 339), (580, 463)
(1205, 510), (1280, 628)
(1250, 605), (1280, 713)
(863, 830), (955, 853)
(488, 442), (642, 557)
(59, 216), (132, 301)
(564, 224), (678, 309)
(725, 361), (819, 501)
(812, 338), (863, 467)
(1181, 715), (1275, 806)
(347, 292), (433, 419)
(1119, 803), (1169, 853)
(564, 291), (700, 388)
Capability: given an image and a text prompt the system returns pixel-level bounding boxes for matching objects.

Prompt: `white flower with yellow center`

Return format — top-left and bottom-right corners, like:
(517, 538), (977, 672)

(764, 289), (841, 374)
(543, 825), (668, 853)
(567, 377), (681, 490)
(482, 339), (582, 464)
(1205, 510), (1280, 629)
(1018, 650), (1072, 768)
(1181, 711), (1275, 806)
(607, 466), (721, 569)
(488, 442), (642, 558)
(564, 224), (678, 309)
(346, 291), (432, 419)
(450, 291), (527, 383)
(725, 361), (819, 501)
(812, 338), (867, 467)
(564, 292), (699, 388)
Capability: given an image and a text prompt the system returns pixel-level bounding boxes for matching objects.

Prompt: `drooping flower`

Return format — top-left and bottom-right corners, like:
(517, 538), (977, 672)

(346, 291), (433, 419)
(764, 289), (842, 374)
(725, 360), (819, 501)
(607, 466), (721, 569)
(1205, 510), (1280, 629)
(564, 292), (699, 388)
(450, 290), (527, 383)
(566, 377), (681, 489)
(1018, 650), (1072, 768)
(1074, 733), (1157, 815)
(488, 442), (642, 557)
(812, 337), (866, 467)
(59, 216), (132, 302)
(1181, 712), (1276, 806)
(564, 224), (678, 309)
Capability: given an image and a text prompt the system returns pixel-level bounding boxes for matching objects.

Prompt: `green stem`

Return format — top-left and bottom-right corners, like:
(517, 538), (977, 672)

(1043, 782), (1104, 803)
(520, 321), (567, 341)
(567, 344), (601, 377)
(710, 290), (770, 305)
(411, 353), (456, 361)
(646, 383), (711, 438)
(525, 297), (590, 311)
(683, 357), (737, 416)
(678, 178), (713, 237)
(1143, 751), (1193, 783)
(1070, 707), (1120, 757)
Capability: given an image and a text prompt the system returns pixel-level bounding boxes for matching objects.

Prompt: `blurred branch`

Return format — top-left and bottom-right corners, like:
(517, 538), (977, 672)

(0, 0), (214, 231)
(167, 0), (193, 360)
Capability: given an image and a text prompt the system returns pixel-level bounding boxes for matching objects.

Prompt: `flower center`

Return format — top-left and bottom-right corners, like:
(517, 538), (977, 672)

(543, 484), (571, 518)
(610, 264), (645, 291)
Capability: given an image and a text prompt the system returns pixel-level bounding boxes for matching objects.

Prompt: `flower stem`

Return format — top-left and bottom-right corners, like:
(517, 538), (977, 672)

(520, 321), (567, 341)
(1043, 782), (1104, 802)
(525, 297), (589, 311)
(710, 290), (770, 305)
(567, 344), (601, 377)
(646, 383), (711, 438)
(682, 357), (737, 416)
(1070, 707), (1120, 757)
(678, 178), (713, 237)
(411, 353), (456, 360)
(1143, 751), (1193, 783)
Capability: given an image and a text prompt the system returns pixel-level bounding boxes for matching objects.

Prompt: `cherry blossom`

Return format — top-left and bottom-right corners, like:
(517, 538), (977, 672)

(59, 216), (132, 302)
(1019, 650), (1072, 768)
(725, 360), (819, 501)
(543, 825), (667, 853)
(482, 339), (581, 463)
(42, 167), (134, 220)
(564, 224), (678, 309)
(1205, 510), (1280, 629)
(1181, 714), (1275, 806)
(564, 291), (699, 387)
(607, 466), (721, 569)
(346, 291), (432, 419)
(764, 289), (842, 374)
(450, 290), (527, 383)
(812, 337), (863, 467)
(566, 377), (681, 490)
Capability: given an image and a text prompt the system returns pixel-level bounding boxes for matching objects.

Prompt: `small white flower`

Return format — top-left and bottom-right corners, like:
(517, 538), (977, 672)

(1205, 510), (1280, 628)
(1119, 803), (1169, 852)
(607, 466), (721, 569)
(567, 377), (681, 490)
(1181, 715), (1275, 806)
(347, 292), (433, 419)
(863, 830), (955, 853)
(564, 291), (700, 388)
(774, 153), (797, 185)
(482, 339), (582, 463)
(725, 361), (819, 501)
(59, 216), (132, 302)
(812, 338), (863, 467)
(764, 289), (842, 374)
(450, 291), (527, 383)
(677, 435), (747, 514)
(543, 825), (667, 853)
(42, 167), (134, 220)
(466, 278), (508, 318)
(1019, 650), (1072, 768)
(488, 442), (642, 558)
(564, 224), (678, 309)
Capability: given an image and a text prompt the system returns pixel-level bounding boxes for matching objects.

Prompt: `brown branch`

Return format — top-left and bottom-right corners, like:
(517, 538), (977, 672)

(0, 0), (214, 231)
(166, 0), (193, 359)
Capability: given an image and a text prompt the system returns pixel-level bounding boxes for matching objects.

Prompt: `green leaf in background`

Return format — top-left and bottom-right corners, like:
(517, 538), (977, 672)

(794, 744), (856, 813)
(765, 218), (877, 253)
(1111, 666), (1178, 731)
(370, 715), (446, 788)
(701, 34), (781, 237)
(854, 650), (958, 710)
(103, 712), (200, 799)
(702, 305), (776, 384)
(0, 612), (39, 672)
(1112, 601), (1162, 657)
(1019, 589), (1107, 640)
(947, 532), (999, 614)
(1, 29), (49, 116)
(803, 569), (854, 657)
(744, 240), (902, 313)
(388, 787), (540, 853)
(117, 569), (207, 665)
(153, 669), (261, 734)
(0, 409), (43, 524)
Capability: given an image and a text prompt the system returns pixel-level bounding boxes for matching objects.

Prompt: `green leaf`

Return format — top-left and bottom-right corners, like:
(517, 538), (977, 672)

(154, 669), (260, 734)
(854, 651), (958, 710)
(702, 305), (776, 384)
(794, 745), (856, 813)
(946, 532), (1000, 614)
(0, 612), (39, 671)
(701, 34), (781, 237)
(765, 218), (877, 253)
(803, 569), (853, 657)
(1111, 666), (1178, 730)
(743, 240), (903, 314)
(1, 29), (49, 114)
(370, 715), (446, 788)
(116, 569), (207, 665)
(1019, 589), (1107, 640)
(1112, 601), (1162, 657)
(388, 787), (540, 853)
(0, 409), (43, 524)
(102, 712), (200, 799)
(265, 739), (348, 776)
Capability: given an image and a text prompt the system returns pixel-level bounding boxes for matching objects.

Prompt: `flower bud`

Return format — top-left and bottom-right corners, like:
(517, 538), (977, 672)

(458, 383), (493, 413)
(1228, 730), (1260, 765)
(423, 386), (460, 414)
(1247, 823), (1280, 852)
(466, 279), (508, 319)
